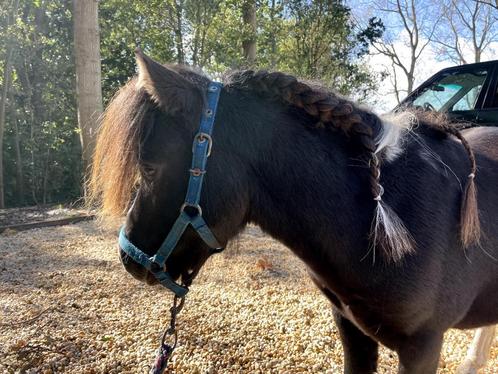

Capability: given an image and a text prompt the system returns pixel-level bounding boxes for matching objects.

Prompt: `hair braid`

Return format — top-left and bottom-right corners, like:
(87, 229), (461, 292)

(402, 110), (481, 248)
(439, 125), (480, 246)
(231, 70), (374, 143)
(228, 70), (416, 261)
(368, 151), (415, 261)
(231, 70), (384, 209)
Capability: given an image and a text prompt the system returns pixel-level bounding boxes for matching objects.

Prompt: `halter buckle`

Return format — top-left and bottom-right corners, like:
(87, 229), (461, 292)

(192, 133), (213, 157)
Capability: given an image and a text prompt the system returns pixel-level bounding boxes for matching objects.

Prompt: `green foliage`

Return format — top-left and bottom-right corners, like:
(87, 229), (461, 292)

(2, 0), (81, 207)
(356, 17), (385, 57)
(99, 0), (177, 103)
(0, 0), (382, 208)
(267, 1), (384, 97)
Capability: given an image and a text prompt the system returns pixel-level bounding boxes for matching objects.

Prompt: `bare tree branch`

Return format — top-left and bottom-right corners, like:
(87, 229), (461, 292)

(475, 0), (498, 11)
(372, 0), (438, 96)
(434, 0), (496, 64)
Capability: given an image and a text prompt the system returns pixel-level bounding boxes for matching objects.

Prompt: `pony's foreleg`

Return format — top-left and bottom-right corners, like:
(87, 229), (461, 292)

(310, 275), (379, 374)
(456, 325), (496, 374)
(333, 309), (379, 374)
(396, 331), (444, 374)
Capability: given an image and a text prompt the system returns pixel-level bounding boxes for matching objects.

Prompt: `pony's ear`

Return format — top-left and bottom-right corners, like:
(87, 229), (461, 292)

(135, 48), (196, 114)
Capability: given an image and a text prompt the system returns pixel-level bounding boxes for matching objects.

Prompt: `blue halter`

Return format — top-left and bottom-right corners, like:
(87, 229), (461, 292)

(118, 81), (224, 297)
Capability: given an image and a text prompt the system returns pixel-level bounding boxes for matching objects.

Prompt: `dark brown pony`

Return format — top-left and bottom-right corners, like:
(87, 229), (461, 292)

(89, 52), (498, 374)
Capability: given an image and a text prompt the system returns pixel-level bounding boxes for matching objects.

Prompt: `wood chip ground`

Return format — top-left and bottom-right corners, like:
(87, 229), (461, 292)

(0, 222), (496, 373)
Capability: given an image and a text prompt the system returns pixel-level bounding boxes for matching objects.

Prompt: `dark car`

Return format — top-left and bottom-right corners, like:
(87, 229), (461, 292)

(399, 60), (498, 126)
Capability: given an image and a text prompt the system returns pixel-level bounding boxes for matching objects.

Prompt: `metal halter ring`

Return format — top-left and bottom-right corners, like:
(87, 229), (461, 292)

(192, 133), (213, 157)
(161, 327), (178, 350)
(180, 203), (202, 216)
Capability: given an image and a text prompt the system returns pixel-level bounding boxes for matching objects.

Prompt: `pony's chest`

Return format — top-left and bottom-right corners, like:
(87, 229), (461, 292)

(338, 301), (372, 335)
(325, 283), (428, 348)
(333, 290), (402, 345)
(311, 274), (379, 335)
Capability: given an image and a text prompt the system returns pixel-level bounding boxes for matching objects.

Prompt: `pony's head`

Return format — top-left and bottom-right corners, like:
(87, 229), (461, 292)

(89, 51), (250, 286)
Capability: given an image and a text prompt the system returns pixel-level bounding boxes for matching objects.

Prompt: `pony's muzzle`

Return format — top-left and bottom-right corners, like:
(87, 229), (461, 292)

(117, 246), (158, 285)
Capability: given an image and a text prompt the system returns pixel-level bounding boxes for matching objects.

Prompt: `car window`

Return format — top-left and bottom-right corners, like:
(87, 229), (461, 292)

(453, 85), (482, 111)
(411, 69), (488, 112)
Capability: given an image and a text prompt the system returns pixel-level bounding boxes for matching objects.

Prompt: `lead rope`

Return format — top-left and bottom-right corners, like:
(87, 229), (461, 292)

(149, 295), (186, 374)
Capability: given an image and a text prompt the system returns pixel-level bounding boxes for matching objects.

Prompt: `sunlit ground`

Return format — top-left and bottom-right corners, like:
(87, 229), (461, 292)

(0, 222), (496, 373)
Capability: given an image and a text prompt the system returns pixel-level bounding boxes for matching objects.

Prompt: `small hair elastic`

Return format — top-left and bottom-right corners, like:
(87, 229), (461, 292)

(374, 184), (384, 201)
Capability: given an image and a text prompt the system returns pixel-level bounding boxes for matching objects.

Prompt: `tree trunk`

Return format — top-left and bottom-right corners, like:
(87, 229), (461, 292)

(0, 50), (14, 209)
(0, 0), (20, 208)
(192, 1), (201, 66)
(19, 57), (39, 205)
(172, 0), (185, 64)
(11, 92), (24, 205)
(242, 0), (257, 65)
(73, 0), (103, 179)
(13, 121), (23, 205)
(199, 27), (208, 68)
(269, 0), (277, 68)
(14, 1), (48, 206)
(42, 146), (50, 204)
(407, 58), (415, 94)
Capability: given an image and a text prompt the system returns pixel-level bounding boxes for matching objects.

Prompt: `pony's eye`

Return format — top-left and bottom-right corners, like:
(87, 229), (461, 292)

(141, 164), (157, 178)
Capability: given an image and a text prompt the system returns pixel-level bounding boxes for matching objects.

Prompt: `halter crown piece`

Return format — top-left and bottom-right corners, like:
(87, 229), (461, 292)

(119, 81), (224, 297)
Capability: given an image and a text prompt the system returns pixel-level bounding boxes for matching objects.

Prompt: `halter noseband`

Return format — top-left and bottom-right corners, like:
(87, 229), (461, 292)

(118, 81), (224, 297)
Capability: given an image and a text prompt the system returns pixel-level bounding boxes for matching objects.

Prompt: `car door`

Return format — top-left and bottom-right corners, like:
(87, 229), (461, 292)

(475, 63), (498, 126)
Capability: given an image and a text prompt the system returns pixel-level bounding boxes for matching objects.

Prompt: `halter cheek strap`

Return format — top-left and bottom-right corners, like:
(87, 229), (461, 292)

(118, 81), (224, 297)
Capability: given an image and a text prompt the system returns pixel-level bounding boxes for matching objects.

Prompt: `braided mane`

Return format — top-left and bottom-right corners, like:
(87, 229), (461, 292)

(226, 70), (480, 260)
(226, 70), (380, 152)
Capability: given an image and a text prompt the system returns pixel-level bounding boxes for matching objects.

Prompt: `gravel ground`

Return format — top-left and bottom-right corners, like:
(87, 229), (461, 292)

(0, 221), (496, 373)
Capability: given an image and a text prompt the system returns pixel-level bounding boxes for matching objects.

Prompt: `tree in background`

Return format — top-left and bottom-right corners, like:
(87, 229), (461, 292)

(476, 0), (498, 13)
(282, 0), (382, 97)
(0, 1), (81, 207)
(73, 0), (103, 177)
(242, 0), (257, 65)
(99, 0), (177, 103)
(167, 0), (186, 64)
(435, 0), (497, 64)
(185, 0), (223, 67)
(0, 0), (382, 208)
(0, 0), (20, 208)
(371, 0), (440, 104)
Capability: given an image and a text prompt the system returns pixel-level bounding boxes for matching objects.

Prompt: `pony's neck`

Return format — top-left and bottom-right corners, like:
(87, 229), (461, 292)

(216, 88), (471, 294)
(236, 100), (376, 271)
